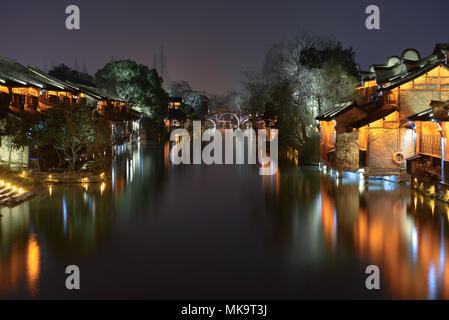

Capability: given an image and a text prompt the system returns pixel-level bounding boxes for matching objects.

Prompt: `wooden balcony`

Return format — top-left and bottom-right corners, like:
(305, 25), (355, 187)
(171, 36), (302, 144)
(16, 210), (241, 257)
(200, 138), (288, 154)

(25, 95), (38, 111)
(11, 93), (25, 109)
(38, 95), (61, 109)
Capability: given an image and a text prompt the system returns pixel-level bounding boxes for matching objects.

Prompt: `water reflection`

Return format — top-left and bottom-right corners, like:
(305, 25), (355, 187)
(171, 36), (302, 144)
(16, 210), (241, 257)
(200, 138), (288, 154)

(0, 141), (165, 298)
(0, 203), (37, 297)
(2, 142), (449, 299)
(334, 173), (449, 299)
(264, 169), (449, 299)
(26, 234), (40, 296)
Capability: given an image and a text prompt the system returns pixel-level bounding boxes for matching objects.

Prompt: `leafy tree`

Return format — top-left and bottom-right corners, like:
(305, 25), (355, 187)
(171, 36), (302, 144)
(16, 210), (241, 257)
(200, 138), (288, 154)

(95, 60), (168, 122)
(49, 64), (95, 87)
(183, 91), (210, 118)
(167, 108), (187, 122)
(223, 91), (244, 112)
(5, 103), (111, 171)
(179, 104), (196, 120)
(167, 80), (210, 118)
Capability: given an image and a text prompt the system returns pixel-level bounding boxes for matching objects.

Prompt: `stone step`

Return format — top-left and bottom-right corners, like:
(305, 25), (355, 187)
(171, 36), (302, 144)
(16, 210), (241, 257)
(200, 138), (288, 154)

(0, 191), (17, 201)
(0, 192), (35, 207)
(0, 187), (12, 195)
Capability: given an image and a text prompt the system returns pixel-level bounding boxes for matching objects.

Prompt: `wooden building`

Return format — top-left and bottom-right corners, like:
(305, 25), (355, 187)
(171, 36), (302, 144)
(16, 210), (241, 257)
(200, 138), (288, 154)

(76, 84), (141, 144)
(168, 97), (182, 110)
(0, 57), (141, 169)
(0, 58), (84, 169)
(316, 44), (449, 178)
(406, 100), (449, 183)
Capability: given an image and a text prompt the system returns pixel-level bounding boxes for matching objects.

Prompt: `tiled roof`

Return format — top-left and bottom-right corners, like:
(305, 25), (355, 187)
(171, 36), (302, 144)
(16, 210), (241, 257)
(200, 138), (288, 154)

(407, 108), (434, 122)
(378, 54), (445, 90)
(73, 83), (125, 102)
(315, 101), (356, 121)
(0, 57), (141, 120)
(0, 57), (53, 89)
(27, 66), (79, 93)
(349, 106), (398, 128)
(358, 44), (449, 90)
(0, 57), (127, 102)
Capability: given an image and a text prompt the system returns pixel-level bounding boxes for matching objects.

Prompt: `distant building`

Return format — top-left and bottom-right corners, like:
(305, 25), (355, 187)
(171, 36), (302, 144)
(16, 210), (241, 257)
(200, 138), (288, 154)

(168, 97), (183, 110)
(165, 97), (184, 128)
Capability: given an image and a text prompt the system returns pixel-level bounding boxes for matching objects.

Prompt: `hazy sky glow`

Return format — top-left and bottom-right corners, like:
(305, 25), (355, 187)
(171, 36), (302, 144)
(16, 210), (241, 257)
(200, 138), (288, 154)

(1, 0), (448, 94)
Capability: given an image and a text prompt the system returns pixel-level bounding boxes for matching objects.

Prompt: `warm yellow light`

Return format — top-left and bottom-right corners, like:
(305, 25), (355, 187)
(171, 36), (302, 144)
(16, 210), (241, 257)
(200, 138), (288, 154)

(26, 235), (40, 296)
(13, 186), (17, 192)
(0, 181), (4, 186)
(429, 185), (436, 196)
(49, 186), (52, 197)
(19, 188), (24, 194)
(7, 183), (10, 189)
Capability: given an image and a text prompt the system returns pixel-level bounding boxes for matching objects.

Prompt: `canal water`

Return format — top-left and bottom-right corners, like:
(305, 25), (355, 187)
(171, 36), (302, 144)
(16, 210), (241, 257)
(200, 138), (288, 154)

(1, 140), (448, 299)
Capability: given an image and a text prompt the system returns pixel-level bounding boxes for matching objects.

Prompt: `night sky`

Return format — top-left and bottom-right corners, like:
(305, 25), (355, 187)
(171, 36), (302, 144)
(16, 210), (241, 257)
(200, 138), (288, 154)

(1, 0), (448, 94)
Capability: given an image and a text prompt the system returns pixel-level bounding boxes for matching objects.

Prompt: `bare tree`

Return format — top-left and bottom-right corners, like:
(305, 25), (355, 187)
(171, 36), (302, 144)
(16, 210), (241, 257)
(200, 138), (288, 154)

(243, 32), (358, 153)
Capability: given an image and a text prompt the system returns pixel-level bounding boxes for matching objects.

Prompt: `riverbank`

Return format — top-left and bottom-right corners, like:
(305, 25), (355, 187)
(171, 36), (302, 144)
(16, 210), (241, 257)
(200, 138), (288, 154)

(411, 169), (449, 204)
(0, 167), (109, 186)
(0, 167), (36, 208)
(0, 167), (34, 190)
(0, 167), (110, 208)
(29, 171), (109, 184)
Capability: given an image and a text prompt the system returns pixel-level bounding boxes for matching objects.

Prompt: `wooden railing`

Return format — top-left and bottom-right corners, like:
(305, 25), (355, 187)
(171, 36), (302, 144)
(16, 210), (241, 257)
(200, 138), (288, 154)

(11, 94), (25, 109)
(26, 96), (38, 110)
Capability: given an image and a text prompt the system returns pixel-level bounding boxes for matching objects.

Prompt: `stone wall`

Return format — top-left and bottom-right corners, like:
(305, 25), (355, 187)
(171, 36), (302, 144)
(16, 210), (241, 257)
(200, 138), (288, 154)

(400, 127), (416, 159)
(335, 131), (359, 171)
(334, 107), (367, 134)
(30, 171), (108, 184)
(367, 128), (399, 169)
(399, 88), (439, 123)
(412, 173), (449, 204)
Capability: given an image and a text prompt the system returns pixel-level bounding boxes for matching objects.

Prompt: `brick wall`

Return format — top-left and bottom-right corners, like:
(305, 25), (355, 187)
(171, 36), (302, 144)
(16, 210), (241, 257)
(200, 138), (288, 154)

(334, 107), (367, 134)
(367, 128), (399, 169)
(335, 131), (359, 171)
(399, 89), (439, 123)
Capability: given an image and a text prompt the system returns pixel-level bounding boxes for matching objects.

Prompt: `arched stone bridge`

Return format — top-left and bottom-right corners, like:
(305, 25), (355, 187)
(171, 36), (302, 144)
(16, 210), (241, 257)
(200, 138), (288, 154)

(205, 111), (250, 128)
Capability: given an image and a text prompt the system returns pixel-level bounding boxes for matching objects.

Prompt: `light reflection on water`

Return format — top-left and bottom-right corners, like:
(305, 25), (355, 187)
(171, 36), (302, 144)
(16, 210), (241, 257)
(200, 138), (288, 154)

(316, 170), (449, 299)
(0, 141), (449, 299)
